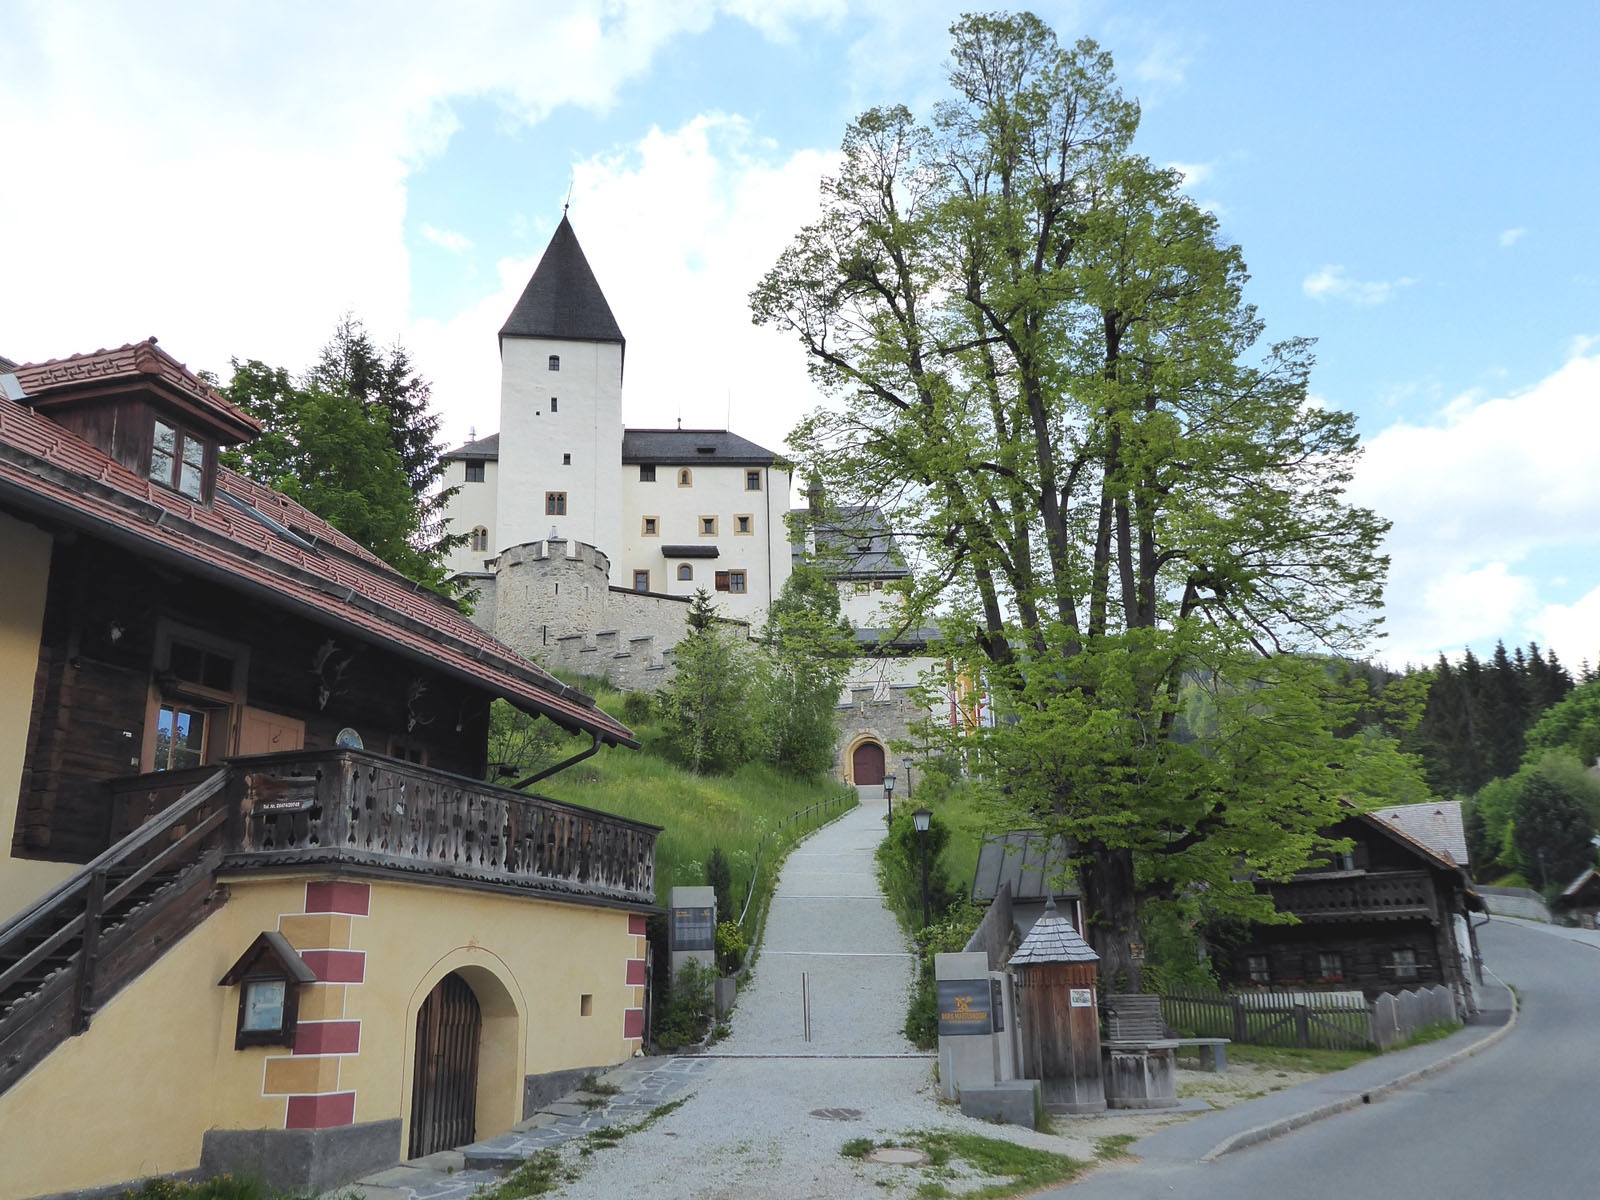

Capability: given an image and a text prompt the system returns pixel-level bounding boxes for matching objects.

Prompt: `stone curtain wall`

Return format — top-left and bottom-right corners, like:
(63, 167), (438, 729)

(1476, 885), (1552, 923)
(467, 537), (749, 692)
(834, 684), (927, 784)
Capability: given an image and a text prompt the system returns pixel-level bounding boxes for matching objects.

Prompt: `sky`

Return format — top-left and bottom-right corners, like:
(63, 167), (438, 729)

(3, 1), (1598, 674)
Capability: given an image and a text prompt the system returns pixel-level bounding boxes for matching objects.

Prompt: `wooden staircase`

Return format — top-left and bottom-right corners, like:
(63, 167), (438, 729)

(0, 769), (232, 1096)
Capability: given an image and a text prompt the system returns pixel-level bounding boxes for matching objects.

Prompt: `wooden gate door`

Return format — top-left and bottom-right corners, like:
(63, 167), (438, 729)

(409, 973), (481, 1158)
(852, 741), (885, 785)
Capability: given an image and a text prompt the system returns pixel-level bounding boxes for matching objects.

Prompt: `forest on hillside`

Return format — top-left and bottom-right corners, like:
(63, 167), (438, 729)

(1344, 642), (1600, 891)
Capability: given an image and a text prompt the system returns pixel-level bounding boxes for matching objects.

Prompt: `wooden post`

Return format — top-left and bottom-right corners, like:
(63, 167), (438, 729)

(1294, 1003), (1310, 1048)
(1231, 995), (1247, 1043)
(72, 867), (107, 1034)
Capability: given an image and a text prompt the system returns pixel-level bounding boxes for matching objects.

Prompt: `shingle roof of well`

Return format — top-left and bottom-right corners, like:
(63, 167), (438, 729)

(1008, 897), (1099, 965)
(500, 216), (625, 346)
(0, 346), (634, 747)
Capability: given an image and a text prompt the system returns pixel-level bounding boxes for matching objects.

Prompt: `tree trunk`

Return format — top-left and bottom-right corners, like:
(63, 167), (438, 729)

(1081, 842), (1142, 993)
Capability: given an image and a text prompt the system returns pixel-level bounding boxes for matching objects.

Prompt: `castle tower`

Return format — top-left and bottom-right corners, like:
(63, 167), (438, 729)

(496, 215), (625, 575)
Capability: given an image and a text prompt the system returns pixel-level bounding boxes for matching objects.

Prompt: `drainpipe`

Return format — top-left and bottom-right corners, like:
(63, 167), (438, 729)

(510, 732), (601, 790)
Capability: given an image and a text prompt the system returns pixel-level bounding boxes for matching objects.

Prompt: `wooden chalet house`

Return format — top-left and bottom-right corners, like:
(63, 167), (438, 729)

(1217, 806), (1485, 1015)
(0, 340), (656, 1199)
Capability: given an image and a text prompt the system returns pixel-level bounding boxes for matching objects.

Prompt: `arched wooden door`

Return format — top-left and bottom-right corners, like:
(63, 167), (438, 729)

(852, 741), (885, 786)
(409, 973), (481, 1158)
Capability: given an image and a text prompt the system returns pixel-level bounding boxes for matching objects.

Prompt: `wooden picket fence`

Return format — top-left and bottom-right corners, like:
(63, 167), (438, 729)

(1161, 984), (1457, 1052)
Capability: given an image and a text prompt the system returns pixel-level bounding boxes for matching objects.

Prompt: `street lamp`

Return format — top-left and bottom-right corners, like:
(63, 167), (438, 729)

(883, 773), (896, 821)
(913, 807), (933, 928)
(902, 755), (914, 799)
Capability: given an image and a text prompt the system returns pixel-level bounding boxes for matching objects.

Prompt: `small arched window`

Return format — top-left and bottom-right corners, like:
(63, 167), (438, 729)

(678, 468), (692, 487)
(548, 355), (560, 371)
(677, 564), (693, 581)
(470, 526), (489, 552)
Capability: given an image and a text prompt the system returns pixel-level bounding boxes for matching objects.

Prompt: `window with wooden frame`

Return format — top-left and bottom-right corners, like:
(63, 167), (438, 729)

(699, 516), (717, 536)
(149, 418), (210, 501)
(677, 564), (693, 581)
(745, 469), (761, 491)
(633, 570), (650, 593)
(145, 624), (248, 772)
(464, 459), (486, 483)
(1246, 954), (1270, 984)
(642, 516), (659, 536)
(639, 465), (656, 482)
(715, 570), (747, 594)
(1392, 948), (1418, 979)
(546, 492), (567, 516)
(1317, 951), (1344, 982)
(734, 514), (752, 535)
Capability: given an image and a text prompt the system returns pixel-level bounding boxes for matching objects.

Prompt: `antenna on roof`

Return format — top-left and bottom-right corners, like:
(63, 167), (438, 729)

(564, 181), (573, 216)
(677, 416), (682, 431)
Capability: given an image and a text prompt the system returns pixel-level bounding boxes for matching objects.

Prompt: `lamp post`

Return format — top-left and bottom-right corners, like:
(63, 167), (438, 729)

(913, 807), (932, 928)
(883, 773), (896, 822)
(902, 755), (914, 800)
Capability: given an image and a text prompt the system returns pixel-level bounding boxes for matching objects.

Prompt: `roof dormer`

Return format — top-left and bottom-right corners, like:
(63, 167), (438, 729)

(7, 337), (260, 505)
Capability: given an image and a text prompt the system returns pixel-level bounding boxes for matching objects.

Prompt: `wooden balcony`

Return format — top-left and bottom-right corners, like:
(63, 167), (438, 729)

(109, 748), (658, 909)
(1266, 870), (1437, 924)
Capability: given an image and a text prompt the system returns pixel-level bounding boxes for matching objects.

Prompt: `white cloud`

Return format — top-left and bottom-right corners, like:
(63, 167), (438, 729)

(1352, 352), (1600, 668)
(1536, 586), (1600, 674)
(416, 114), (838, 459)
(1498, 226), (1527, 247)
(420, 225), (472, 254)
(1303, 265), (1415, 306)
(1167, 160), (1212, 188)
(0, 0), (834, 387)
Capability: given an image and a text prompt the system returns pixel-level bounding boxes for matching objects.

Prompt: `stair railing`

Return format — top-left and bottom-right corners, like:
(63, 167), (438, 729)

(0, 767), (230, 1034)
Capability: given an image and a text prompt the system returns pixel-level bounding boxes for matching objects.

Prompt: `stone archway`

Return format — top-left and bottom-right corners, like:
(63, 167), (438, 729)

(851, 740), (885, 786)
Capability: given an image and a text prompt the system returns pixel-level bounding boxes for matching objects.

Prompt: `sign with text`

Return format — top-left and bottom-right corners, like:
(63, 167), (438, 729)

(1070, 987), (1094, 1008)
(670, 906), (715, 952)
(937, 979), (993, 1036)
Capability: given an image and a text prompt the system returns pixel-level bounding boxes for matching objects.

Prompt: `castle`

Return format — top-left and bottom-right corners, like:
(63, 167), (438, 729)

(438, 216), (950, 784)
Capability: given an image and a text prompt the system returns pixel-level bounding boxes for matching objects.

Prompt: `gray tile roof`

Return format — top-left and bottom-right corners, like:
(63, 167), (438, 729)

(1008, 897), (1099, 965)
(661, 545), (719, 559)
(1370, 801), (1469, 867)
(500, 216), (625, 346)
(972, 831), (1078, 903)
(444, 432), (500, 460)
(621, 428), (778, 465)
(793, 504), (910, 579)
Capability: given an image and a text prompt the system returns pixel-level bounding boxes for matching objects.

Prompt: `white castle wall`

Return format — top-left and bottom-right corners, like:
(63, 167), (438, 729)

(442, 457), (501, 578)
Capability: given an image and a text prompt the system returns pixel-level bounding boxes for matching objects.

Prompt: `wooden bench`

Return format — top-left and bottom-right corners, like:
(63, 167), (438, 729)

(1104, 994), (1230, 1072)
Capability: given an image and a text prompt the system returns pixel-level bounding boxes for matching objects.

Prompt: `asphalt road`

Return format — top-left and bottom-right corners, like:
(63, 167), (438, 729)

(1048, 920), (1600, 1198)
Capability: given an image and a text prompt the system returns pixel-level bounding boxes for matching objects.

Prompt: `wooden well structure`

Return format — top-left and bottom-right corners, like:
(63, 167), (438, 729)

(1008, 895), (1105, 1113)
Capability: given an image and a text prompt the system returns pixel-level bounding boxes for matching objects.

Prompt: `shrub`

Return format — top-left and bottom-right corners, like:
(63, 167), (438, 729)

(621, 690), (654, 725)
(715, 919), (748, 975)
(706, 846), (733, 919)
(654, 960), (716, 1051)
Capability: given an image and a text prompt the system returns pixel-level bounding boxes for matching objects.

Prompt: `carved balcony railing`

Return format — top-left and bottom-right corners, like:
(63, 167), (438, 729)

(108, 748), (659, 908)
(227, 749), (658, 907)
(1266, 870), (1436, 923)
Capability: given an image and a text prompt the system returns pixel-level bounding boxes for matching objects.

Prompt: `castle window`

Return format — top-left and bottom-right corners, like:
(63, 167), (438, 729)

(563, 453), (571, 466)
(546, 492), (567, 516)
(633, 570), (650, 593)
(149, 418), (209, 501)
(700, 516), (717, 536)
(640, 465), (656, 482)
(642, 516), (659, 536)
(548, 355), (560, 371)
(470, 526), (489, 552)
(551, 397), (559, 413)
(679, 469), (692, 487)
(746, 470), (761, 491)
(734, 515), (752, 535)
(716, 570), (747, 594)
(464, 459), (486, 483)
(677, 564), (693, 581)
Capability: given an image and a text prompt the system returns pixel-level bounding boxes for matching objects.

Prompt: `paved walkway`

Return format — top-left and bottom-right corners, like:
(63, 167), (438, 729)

(338, 795), (926, 1200)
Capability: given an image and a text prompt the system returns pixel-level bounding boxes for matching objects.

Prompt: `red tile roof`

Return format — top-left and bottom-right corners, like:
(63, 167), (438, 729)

(12, 338), (262, 443)
(0, 350), (635, 747)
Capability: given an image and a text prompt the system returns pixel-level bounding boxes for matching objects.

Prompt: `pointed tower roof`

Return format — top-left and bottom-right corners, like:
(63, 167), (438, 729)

(499, 215), (625, 346)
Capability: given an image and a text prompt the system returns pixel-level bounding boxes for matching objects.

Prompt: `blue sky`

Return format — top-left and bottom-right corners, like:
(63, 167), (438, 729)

(4, 1), (1598, 672)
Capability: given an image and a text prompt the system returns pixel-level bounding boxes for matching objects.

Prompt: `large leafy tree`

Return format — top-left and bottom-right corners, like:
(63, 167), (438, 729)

(222, 359), (443, 587)
(753, 13), (1389, 986)
(759, 562), (858, 777)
